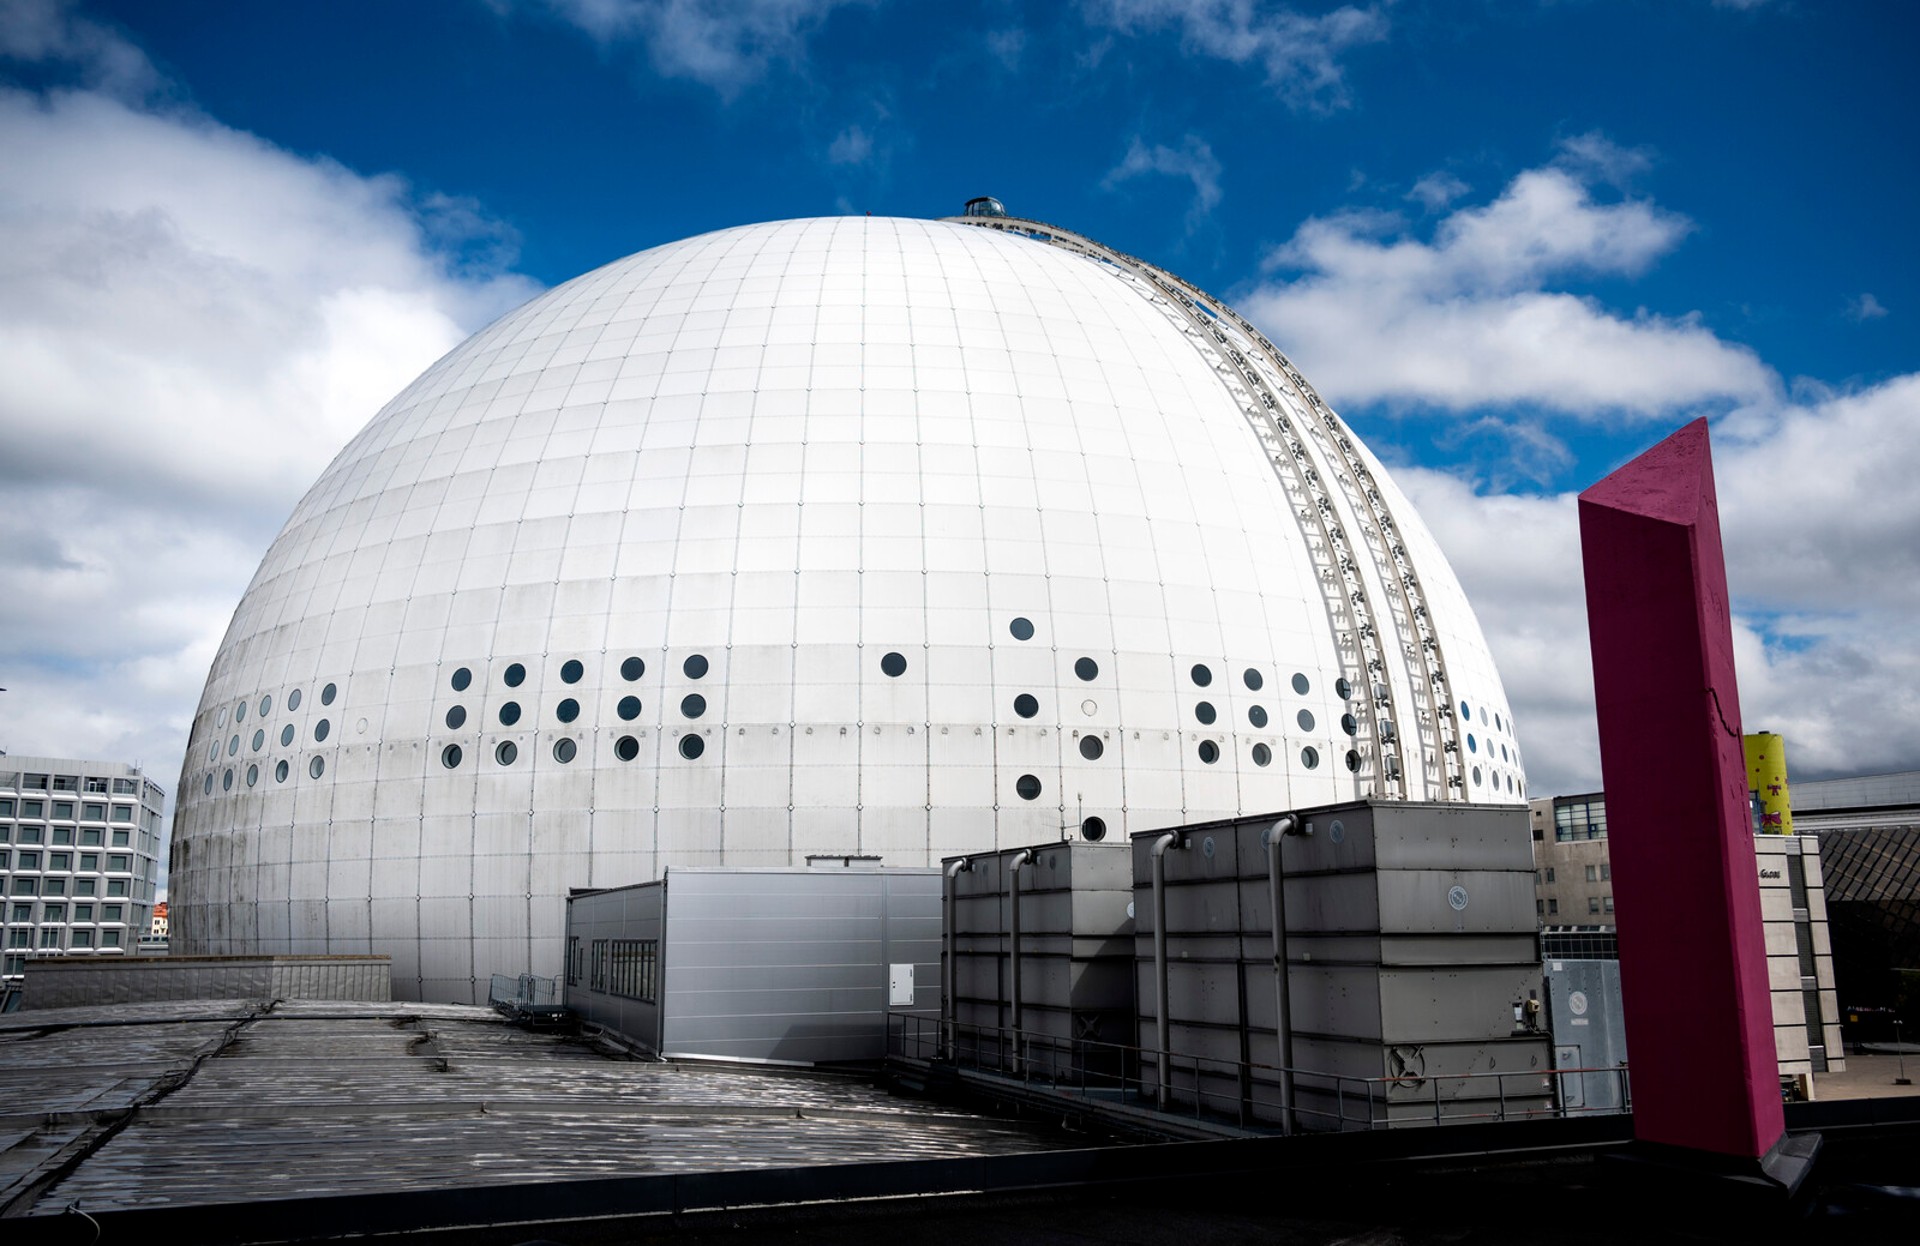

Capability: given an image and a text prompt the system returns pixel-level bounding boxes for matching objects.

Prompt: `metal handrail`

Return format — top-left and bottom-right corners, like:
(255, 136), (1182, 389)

(888, 1012), (1629, 1132)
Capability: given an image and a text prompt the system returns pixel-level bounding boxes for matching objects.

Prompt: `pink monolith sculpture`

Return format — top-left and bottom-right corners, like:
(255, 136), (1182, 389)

(1578, 418), (1784, 1162)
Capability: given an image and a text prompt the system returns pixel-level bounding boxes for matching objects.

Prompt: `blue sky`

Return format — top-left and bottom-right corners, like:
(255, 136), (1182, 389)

(3, 0), (1917, 799)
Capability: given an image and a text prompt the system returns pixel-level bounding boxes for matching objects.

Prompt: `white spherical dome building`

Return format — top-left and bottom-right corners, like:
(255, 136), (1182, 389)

(171, 208), (1525, 1001)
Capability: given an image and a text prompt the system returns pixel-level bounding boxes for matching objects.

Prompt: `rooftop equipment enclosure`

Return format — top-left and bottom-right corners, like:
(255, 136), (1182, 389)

(566, 867), (940, 1064)
(1133, 800), (1552, 1129)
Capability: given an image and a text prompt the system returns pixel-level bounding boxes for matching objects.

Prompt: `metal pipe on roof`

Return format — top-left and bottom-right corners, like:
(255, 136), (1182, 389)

(943, 857), (971, 1060)
(1008, 849), (1034, 1072)
(1149, 831), (1184, 1111)
(1266, 814), (1302, 1135)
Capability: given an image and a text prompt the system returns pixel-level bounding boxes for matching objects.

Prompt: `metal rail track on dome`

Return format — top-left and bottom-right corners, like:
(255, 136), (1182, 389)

(946, 213), (1467, 801)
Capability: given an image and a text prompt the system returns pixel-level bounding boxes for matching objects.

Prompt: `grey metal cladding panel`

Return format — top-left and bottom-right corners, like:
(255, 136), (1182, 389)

(1162, 961), (1245, 1026)
(1373, 870), (1537, 935)
(1158, 878), (1245, 935)
(662, 963), (880, 993)
(671, 912), (883, 945)
(668, 987), (885, 1022)
(1063, 843), (1136, 889)
(1288, 933), (1386, 964)
(668, 939), (884, 970)
(1377, 965), (1541, 1042)
(1290, 965), (1386, 1041)
(1284, 873), (1382, 932)
(1279, 804), (1378, 873)
(1069, 889), (1136, 936)
(672, 888), (887, 924)
(1371, 804), (1532, 871)
(1378, 933), (1541, 967)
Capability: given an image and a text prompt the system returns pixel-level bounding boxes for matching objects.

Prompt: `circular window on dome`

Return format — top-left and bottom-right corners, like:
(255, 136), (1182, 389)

(1248, 705), (1268, 728)
(217, 707), (227, 728)
(274, 760), (289, 784)
(1198, 740), (1220, 765)
(1501, 743), (1509, 762)
(1472, 765), (1483, 786)
(553, 738), (578, 764)
(203, 772), (214, 795)
(1013, 694), (1039, 719)
(561, 659), (584, 685)
(504, 663), (526, 688)
(680, 735), (705, 760)
(618, 695), (642, 721)
(451, 667), (471, 693)
(684, 654), (709, 679)
(209, 739), (219, 762)
(1300, 746), (1318, 770)
(1195, 701), (1216, 725)
(1345, 750), (1362, 773)
(1252, 743), (1273, 767)
(1009, 617), (1034, 641)
(1245, 668), (1264, 691)
(1459, 701), (1471, 720)
(1335, 677), (1352, 700)
(498, 702), (520, 727)
(259, 694), (273, 717)
(1082, 816), (1107, 843)
(1190, 664), (1212, 687)
(281, 724), (296, 747)
(441, 744), (462, 770)
(321, 682), (337, 706)
(222, 768), (234, 792)
(1297, 709), (1316, 732)
(1341, 713), (1358, 737)
(1467, 734), (1477, 753)
(1079, 735), (1104, 761)
(1015, 774), (1042, 801)
(1495, 712), (1504, 731)
(446, 705), (466, 730)
(236, 701), (246, 723)
(251, 729), (265, 752)
(556, 698), (580, 724)
(309, 756), (326, 779)
(881, 651), (907, 677)
(228, 735), (239, 756)
(496, 741), (518, 766)
(287, 688), (302, 712)
(681, 694), (706, 719)
(621, 656), (645, 681)
(246, 764), (259, 788)
(1074, 657), (1098, 681)
(1292, 672), (1311, 695)
(615, 735), (640, 762)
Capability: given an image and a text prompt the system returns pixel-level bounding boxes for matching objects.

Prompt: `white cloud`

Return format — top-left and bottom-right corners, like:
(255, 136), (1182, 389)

(1102, 133), (1223, 231)
(529, 0), (865, 94)
(1406, 170), (1469, 211)
(1402, 373), (1920, 793)
(827, 122), (872, 165)
(0, 15), (537, 802)
(1240, 153), (1778, 417)
(1084, 0), (1388, 111)
(986, 26), (1026, 72)
(1552, 130), (1653, 189)
(1847, 292), (1888, 321)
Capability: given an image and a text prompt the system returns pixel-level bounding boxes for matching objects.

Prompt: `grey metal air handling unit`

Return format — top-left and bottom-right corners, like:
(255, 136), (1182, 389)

(566, 867), (940, 1064)
(1132, 799), (1553, 1130)
(937, 842), (1136, 1079)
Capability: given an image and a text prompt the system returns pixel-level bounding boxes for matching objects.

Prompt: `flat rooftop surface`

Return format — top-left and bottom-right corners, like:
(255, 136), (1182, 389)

(0, 999), (1076, 1216)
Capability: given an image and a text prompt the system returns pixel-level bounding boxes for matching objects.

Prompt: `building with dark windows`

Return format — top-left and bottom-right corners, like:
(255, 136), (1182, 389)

(169, 209), (1527, 1003)
(1527, 791), (1845, 1090)
(1789, 769), (1920, 1014)
(0, 758), (166, 997)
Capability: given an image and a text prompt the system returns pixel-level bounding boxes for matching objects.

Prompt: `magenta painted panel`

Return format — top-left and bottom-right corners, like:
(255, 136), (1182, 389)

(1577, 418), (1783, 1159)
